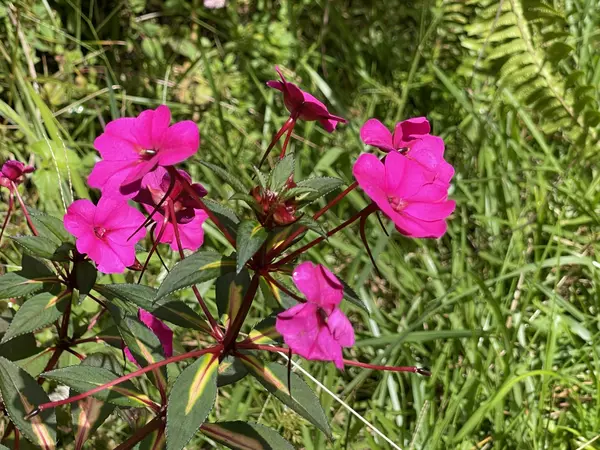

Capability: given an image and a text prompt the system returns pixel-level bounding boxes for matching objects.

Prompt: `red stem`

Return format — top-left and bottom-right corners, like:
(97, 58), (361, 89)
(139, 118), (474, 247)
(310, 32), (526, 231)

(265, 181), (359, 261)
(278, 123), (294, 159)
(170, 167), (236, 248)
(256, 115), (296, 171)
(0, 192), (14, 244)
(221, 273), (260, 352)
(273, 204), (377, 268)
(11, 182), (37, 235)
(238, 343), (431, 375)
(137, 214), (170, 284)
(167, 201), (223, 341)
(30, 345), (222, 416)
(261, 272), (305, 303)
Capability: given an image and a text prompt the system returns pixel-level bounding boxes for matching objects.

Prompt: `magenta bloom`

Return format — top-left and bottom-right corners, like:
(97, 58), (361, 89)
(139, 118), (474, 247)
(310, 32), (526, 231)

(267, 66), (347, 132)
(125, 310), (173, 364)
(275, 262), (355, 369)
(88, 105), (199, 198)
(353, 151), (455, 238)
(360, 117), (431, 151)
(64, 196), (146, 273)
(135, 167), (208, 251)
(0, 160), (34, 188)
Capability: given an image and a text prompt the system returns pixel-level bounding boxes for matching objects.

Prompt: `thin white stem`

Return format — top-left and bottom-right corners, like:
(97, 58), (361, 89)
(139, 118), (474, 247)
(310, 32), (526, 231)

(277, 352), (402, 450)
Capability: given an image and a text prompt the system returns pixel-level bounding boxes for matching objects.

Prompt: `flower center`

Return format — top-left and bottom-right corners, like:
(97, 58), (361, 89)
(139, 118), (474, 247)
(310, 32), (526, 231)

(140, 149), (157, 160)
(94, 227), (107, 239)
(387, 195), (407, 212)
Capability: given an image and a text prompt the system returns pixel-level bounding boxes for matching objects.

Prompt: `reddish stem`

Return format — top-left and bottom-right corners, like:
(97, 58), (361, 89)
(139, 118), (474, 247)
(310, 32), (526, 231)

(167, 201), (223, 341)
(0, 192), (14, 244)
(256, 115), (296, 171)
(137, 214), (170, 284)
(278, 123), (294, 160)
(11, 182), (37, 235)
(29, 345), (222, 416)
(238, 343), (431, 375)
(114, 414), (164, 450)
(169, 167), (237, 248)
(221, 273), (260, 352)
(273, 204), (377, 268)
(127, 174), (176, 241)
(65, 348), (85, 361)
(265, 181), (359, 261)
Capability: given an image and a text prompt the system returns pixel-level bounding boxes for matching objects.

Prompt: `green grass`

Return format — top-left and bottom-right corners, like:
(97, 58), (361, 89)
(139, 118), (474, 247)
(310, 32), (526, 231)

(1, 0), (600, 449)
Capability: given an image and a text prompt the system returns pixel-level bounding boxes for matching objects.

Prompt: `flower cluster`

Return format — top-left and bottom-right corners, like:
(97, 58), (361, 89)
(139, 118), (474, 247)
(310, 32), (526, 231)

(64, 105), (204, 273)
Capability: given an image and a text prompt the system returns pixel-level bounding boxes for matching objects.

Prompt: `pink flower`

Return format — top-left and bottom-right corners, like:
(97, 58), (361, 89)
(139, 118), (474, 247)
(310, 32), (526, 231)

(0, 160), (34, 188)
(267, 66), (347, 132)
(360, 117), (431, 151)
(134, 167), (208, 251)
(88, 105), (199, 198)
(125, 310), (173, 364)
(353, 151), (455, 238)
(64, 196), (147, 273)
(275, 262), (355, 369)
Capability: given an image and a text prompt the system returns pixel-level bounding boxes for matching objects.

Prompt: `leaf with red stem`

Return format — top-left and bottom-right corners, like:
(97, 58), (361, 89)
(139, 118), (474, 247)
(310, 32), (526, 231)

(359, 211), (382, 277)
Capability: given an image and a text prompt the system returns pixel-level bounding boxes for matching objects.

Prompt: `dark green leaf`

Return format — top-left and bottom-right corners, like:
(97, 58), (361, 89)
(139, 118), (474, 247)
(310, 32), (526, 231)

(268, 154), (294, 192)
(240, 355), (331, 437)
(217, 355), (248, 387)
(0, 333), (40, 361)
(200, 421), (294, 450)
(166, 353), (219, 450)
(1, 291), (72, 343)
(236, 220), (268, 273)
(42, 365), (152, 408)
(246, 316), (281, 345)
(0, 357), (57, 448)
(96, 284), (210, 332)
(200, 161), (247, 193)
(155, 251), (236, 301)
(297, 216), (327, 237)
(11, 235), (72, 261)
(0, 272), (57, 299)
(339, 279), (369, 312)
(75, 260), (97, 300)
(202, 199), (239, 239)
(29, 208), (74, 245)
(216, 269), (251, 328)
(295, 177), (344, 202)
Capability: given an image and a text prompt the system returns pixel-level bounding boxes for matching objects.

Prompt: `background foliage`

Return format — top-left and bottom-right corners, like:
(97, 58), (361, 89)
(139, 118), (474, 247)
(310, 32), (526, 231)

(1, 0), (600, 448)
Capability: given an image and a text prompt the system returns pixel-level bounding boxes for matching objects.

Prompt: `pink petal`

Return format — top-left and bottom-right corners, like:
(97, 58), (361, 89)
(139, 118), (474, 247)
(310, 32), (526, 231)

(94, 118), (139, 160)
(157, 121), (200, 166)
(384, 151), (427, 199)
(360, 119), (395, 152)
(76, 234), (127, 274)
(308, 326), (342, 366)
(88, 160), (140, 199)
(327, 307), (355, 348)
(403, 199), (456, 222)
(266, 80), (284, 92)
(139, 310), (173, 358)
(64, 200), (96, 238)
(292, 261), (343, 307)
(156, 210), (208, 251)
(318, 118), (338, 133)
(131, 108), (169, 150)
(406, 136), (454, 184)
(121, 157), (160, 186)
(353, 153), (386, 199)
(405, 182), (449, 203)
(276, 303), (321, 358)
(141, 166), (168, 190)
(101, 240), (138, 272)
(392, 117), (430, 149)
(394, 215), (449, 239)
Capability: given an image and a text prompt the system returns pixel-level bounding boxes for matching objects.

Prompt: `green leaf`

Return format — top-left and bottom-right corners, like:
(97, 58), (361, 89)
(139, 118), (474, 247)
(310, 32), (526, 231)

(166, 353), (219, 450)
(240, 355), (331, 437)
(0, 271), (57, 300)
(42, 365), (152, 408)
(11, 235), (72, 261)
(0, 357), (57, 448)
(29, 208), (74, 245)
(1, 291), (72, 343)
(155, 251), (236, 302)
(296, 216), (327, 237)
(236, 220), (268, 273)
(96, 284), (210, 332)
(200, 161), (247, 193)
(261, 276), (297, 309)
(71, 354), (119, 449)
(217, 355), (248, 387)
(216, 269), (251, 328)
(202, 199), (240, 239)
(295, 176), (344, 203)
(268, 154), (294, 192)
(339, 279), (369, 312)
(75, 260), (97, 300)
(200, 421), (294, 450)
(246, 316), (281, 345)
